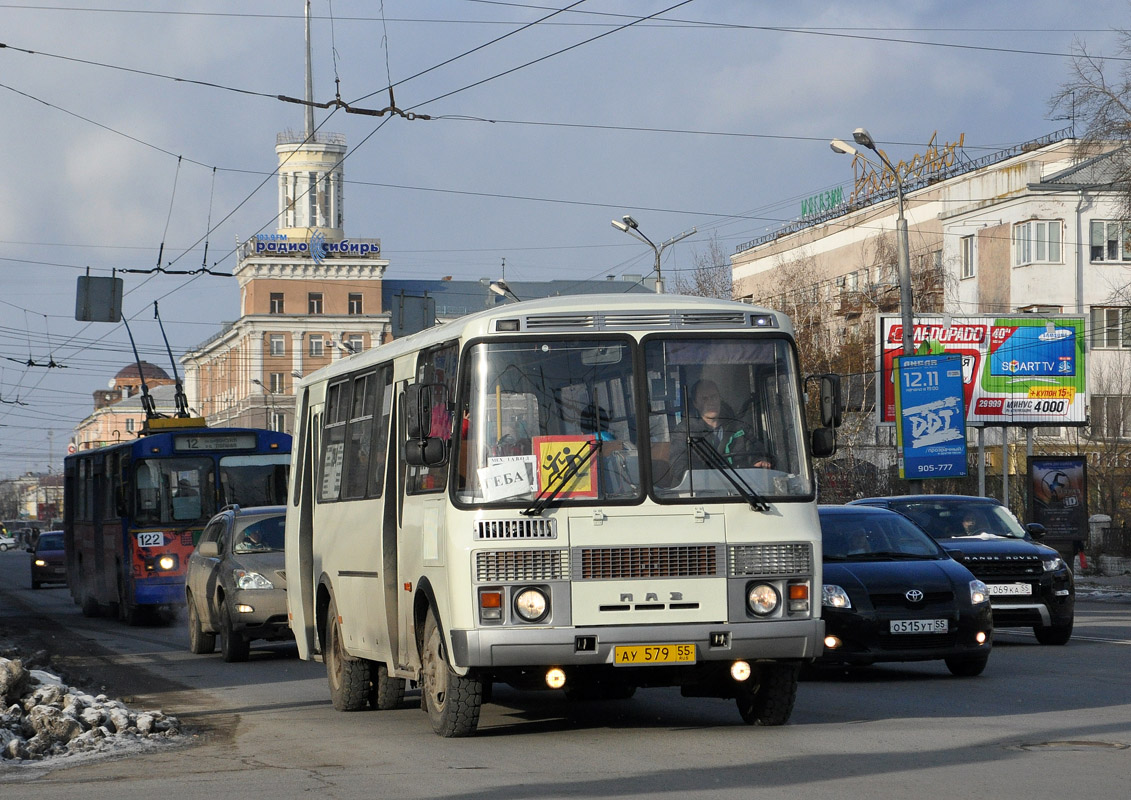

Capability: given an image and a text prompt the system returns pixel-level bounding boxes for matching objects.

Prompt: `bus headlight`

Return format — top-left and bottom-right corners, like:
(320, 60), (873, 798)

(158, 555), (177, 571)
(747, 583), (779, 616)
(235, 570), (274, 590)
(513, 587), (549, 622)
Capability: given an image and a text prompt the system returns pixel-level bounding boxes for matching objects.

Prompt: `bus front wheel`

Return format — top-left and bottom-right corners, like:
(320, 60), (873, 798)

(736, 663), (799, 726)
(420, 608), (482, 737)
(325, 597), (369, 711)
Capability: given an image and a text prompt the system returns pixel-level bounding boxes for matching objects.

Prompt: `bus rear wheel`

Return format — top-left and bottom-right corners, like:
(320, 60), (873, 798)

(325, 597), (369, 711)
(736, 663), (799, 726)
(420, 608), (482, 737)
(369, 661), (405, 710)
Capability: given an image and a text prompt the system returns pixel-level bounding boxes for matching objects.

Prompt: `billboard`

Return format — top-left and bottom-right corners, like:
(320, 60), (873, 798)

(894, 354), (968, 480)
(879, 316), (1086, 426)
(1028, 455), (1088, 542)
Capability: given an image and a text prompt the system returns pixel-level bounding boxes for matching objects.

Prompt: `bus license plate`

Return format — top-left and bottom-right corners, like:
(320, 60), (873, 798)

(986, 583), (1032, 596)
(614, 643), (696, 666)
(137, 532), (164, 548)
(889, 619), (947, 634)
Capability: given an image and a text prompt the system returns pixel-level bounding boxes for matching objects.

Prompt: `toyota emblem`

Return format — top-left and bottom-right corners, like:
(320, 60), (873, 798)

(905, 589), (925, 602)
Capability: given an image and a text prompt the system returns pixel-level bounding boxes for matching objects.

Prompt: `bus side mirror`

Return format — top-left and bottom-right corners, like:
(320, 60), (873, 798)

(811, 427), (837, 457)
(404, 384), (432, 440)
(820, 374), (843, 428)
(405, 438), (446, 467)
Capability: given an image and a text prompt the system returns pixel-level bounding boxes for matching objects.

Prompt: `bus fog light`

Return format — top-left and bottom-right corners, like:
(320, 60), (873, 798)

(514, 588), (549, 622)
(976, 631), (987, 644)
(730, 660), (751, 681)
(824, 635), (841, 650)
(747, 583), (779, 616)
(545, 667), (566, 689)
(157, 555), (176, 571)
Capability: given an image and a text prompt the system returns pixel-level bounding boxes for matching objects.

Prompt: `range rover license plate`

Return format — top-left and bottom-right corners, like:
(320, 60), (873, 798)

(986, 583), (1032, 596)
(889, 619), (947, 634)
(613, 644), (696, 665)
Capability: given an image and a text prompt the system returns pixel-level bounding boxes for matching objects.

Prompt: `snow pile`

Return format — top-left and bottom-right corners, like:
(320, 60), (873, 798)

(0, 655), (182, 763)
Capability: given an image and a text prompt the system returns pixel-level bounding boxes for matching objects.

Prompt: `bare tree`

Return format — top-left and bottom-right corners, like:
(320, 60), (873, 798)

(1049, 33), (1131, 217)
(674, 234), (732, 299)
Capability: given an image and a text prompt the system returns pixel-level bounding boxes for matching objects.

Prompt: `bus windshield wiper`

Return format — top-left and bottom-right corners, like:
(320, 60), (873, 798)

(522, 439), (600, 517)
(688, 436), (770, 512)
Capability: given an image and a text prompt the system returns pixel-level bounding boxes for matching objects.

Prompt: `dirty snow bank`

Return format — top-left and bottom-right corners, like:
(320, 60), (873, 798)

(1, 651), (182, 764)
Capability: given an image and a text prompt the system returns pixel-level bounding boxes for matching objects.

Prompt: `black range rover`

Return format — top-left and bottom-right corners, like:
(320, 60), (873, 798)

(848, 495), (1074, 645)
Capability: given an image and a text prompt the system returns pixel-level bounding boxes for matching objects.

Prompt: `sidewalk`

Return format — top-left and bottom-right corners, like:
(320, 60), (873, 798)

(1075, 573), (1131, 601)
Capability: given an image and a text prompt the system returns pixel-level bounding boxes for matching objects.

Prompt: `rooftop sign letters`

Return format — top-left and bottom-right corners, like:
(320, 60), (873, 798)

(848, 132), (966, 204)
(245, 234), (381, 260)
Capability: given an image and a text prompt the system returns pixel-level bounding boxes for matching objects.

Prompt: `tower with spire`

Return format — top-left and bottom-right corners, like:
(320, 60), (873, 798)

(181, 1), (389, 433)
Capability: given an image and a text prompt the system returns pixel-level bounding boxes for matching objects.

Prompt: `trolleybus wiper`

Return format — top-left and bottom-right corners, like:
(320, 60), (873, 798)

(522, 439), (600, 517)
(688, 436), (771, 512)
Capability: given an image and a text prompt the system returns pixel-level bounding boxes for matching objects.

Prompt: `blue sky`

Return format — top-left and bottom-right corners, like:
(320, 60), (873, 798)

(0, 0), (1125, 474)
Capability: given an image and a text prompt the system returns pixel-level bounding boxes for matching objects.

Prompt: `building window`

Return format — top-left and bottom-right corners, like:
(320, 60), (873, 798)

(1014, 220), (1062, 266)
(1090, 220), (1131, 262)
(1090, 306), (1131, 349)
(270, 411), (287, 433)
(960, 235), (974, 279)
(126, 418), (135, 433)
(308, 293), (324, 314)
(269, 372), (285, 393)
(346, 334), (364, 354)
(270, 293), (285, 314)
(309, 335), (324, 357)
(1092, 395), (1131, 439)
(348, 293), (363, 315)
(269, 335), (285, 356)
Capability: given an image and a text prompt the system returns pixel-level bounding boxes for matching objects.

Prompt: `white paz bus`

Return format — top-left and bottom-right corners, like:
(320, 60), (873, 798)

(285, 293), (841, 736)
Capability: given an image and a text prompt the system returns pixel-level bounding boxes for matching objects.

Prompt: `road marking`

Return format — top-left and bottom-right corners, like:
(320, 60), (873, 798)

(997, 630), (1131, 645)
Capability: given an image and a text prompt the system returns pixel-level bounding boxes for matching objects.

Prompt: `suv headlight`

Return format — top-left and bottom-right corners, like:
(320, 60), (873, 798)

(1042, 557), (1066, 572)
(235, 570), (274, 590)
(822, 584), (852, 609)
(969, 579), (988, 605)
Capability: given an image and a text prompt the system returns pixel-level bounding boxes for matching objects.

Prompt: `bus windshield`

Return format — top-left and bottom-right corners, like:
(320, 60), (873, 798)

(455, 338), (640, 506)
(219, 454), (291, 507)
(644, 336), (812, 501)
(135, 457), (215, 525)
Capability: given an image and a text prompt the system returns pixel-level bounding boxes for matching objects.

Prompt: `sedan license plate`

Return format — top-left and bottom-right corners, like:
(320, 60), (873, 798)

(614, 643), (696, 666)
(889, 619), (948, 634)
(986, 583), (1033, 596)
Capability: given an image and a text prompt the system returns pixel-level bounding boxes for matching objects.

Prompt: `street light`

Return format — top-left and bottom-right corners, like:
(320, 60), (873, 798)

(830, 128), (914, 359)
(489, 279), (522, 303)
(610, 215), (697, 294)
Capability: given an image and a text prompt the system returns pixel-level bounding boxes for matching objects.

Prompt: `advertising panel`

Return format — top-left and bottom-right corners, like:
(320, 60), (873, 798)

(1028, 455), (1088, 542)
(893, 354), (968, 480)
(879, 316), (1086, 425)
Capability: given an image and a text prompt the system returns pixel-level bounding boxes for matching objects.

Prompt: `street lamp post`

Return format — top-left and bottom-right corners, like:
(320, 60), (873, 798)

(832, 128), (920, 491)
(611, 215), (697, 294)
(830, 130), (914, 358)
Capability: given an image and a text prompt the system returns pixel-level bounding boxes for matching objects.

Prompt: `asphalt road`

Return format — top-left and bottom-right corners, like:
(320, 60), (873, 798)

(1, 548), (1129, 799)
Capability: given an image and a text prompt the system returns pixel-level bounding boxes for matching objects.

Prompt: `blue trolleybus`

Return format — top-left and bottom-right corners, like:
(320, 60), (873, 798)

(64, 418), (291, 623)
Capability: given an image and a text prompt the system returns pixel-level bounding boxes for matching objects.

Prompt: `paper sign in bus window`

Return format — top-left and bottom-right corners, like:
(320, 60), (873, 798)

(533, 435), (598, 498)
(479, 455), (537, 501)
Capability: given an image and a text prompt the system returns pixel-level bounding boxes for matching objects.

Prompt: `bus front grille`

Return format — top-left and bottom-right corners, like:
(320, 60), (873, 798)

(576, 545), (719, 579)
(476, 518), (557, 540)
(475, 549), (570, 582)
(728, 543), (812, 577)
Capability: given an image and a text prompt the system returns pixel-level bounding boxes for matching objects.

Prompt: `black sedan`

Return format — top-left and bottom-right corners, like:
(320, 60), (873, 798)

(818, 505), (993, 676)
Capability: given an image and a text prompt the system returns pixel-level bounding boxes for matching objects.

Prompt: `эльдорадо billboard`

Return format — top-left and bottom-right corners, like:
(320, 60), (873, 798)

(879, 316), (1086, 426)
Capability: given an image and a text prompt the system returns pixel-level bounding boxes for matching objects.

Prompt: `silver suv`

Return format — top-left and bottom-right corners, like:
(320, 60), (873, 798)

(185, 505), (291, 661)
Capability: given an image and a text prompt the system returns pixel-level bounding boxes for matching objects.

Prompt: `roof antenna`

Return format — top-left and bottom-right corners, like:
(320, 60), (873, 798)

(154, 301), (190, 417)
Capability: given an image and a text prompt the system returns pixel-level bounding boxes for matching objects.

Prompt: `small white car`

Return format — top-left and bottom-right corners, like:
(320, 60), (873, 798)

(0, 534), (18, 551)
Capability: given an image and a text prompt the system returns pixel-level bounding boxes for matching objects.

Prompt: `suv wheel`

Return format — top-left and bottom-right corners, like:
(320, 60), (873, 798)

(1034, 620), (1073, 645)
